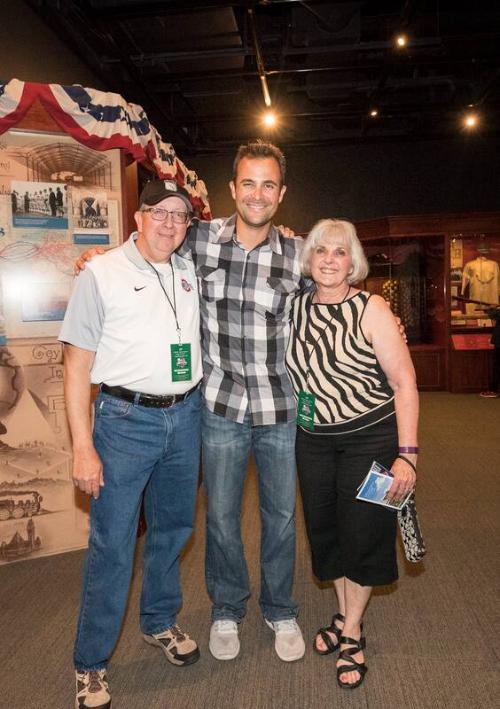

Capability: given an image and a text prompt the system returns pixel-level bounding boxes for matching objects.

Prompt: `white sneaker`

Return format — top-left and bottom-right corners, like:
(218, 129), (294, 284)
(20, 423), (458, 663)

(265, 618), (305, 662)
(209, 620), (240, 660)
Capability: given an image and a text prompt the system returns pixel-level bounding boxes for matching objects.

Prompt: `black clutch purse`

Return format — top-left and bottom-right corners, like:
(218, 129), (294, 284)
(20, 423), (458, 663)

(397, 492), (426, 563)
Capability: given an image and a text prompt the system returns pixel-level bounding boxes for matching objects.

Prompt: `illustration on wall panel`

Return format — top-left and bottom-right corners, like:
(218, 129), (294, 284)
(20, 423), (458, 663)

(0, 129), (123, 564)
(0, 341), (90, 565)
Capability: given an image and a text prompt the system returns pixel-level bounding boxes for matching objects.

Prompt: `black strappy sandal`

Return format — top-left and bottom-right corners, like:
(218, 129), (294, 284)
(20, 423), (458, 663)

(313, 612), (345, 655)
(336, 635), (368, 690)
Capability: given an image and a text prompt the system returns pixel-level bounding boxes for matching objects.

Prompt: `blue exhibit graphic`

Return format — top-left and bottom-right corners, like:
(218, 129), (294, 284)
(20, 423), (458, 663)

(73, 233), (110, 245)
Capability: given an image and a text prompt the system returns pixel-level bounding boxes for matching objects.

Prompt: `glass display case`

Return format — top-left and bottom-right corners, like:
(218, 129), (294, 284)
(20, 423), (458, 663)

(363, 236), (445, 346)
(448, 232), (499, 392)
(356, 214), (500, 392)
(355, 225), (447, 390)
(449, 233), (499, 329)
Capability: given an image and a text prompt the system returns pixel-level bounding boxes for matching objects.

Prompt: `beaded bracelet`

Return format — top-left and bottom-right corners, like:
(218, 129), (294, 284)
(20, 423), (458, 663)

(399, 446), (419, 454)
(397, 454), (417, 473)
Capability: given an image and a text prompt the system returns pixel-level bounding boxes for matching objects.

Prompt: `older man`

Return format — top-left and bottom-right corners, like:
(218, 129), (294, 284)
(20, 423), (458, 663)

(61, 181), (202, 709)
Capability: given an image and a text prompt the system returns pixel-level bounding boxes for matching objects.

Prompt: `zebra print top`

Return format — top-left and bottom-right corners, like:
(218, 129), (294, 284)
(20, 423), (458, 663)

(285, 290), (395, 434)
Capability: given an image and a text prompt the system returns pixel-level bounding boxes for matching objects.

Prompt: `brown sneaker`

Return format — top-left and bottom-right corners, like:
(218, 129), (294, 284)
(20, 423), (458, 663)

(143, 624), (200, 666)
(75, 669), (111, 709)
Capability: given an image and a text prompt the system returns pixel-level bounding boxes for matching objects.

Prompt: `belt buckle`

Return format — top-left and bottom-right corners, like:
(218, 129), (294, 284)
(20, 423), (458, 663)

(164, 395), (176, 408)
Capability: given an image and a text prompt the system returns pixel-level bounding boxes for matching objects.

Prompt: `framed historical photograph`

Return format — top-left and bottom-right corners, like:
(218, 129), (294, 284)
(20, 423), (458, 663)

(71, 187), (110, 245)
(11, 179), (68, 229)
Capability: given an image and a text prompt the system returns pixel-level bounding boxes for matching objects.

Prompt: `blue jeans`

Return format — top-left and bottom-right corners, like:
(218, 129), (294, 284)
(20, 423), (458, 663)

(202, 407), (298, 622)
(74, 388), (201, 671)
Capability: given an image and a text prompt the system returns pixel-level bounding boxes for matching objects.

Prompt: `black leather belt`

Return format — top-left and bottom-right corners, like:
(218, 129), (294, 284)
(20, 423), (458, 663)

(100, 383), (198, 409)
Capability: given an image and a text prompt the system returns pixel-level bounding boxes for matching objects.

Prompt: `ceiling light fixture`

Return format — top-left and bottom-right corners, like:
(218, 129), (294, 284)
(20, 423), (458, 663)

(263, 110), (277, 127)
(395, 34), (408, 48)
(369, 108), (379, 117)
(464, 112), (479, 129)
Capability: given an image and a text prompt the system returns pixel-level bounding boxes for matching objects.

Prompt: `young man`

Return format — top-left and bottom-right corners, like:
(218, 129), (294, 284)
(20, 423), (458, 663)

(61, 181), (202, 709)
(184, 142), (306, 662)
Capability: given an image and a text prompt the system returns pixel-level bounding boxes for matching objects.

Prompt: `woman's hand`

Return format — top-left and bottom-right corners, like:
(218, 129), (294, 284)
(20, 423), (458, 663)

(387, 456), (416, 505)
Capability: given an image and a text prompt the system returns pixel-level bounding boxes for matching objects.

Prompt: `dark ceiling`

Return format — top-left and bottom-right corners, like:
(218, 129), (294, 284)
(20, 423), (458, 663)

(26, 0), (500, 155)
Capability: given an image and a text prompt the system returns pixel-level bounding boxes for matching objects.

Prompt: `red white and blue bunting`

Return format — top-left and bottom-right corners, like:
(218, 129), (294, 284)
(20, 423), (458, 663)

(0, 79), (211, 218)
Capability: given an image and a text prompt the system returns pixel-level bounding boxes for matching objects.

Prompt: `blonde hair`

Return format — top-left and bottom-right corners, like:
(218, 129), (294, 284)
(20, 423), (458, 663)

(300, 219), (369, 284)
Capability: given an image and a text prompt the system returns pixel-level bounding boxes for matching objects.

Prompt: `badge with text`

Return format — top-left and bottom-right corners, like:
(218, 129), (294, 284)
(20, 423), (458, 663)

(170, 343), (192, 382)
(297, 390), (316, 430)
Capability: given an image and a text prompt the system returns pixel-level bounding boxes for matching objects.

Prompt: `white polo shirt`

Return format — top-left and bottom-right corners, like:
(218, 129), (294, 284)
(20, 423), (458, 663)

(59, 233), (202, 395)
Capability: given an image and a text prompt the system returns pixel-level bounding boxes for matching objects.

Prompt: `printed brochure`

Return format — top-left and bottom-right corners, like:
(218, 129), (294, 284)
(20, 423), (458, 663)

(356, 460), (411, 511)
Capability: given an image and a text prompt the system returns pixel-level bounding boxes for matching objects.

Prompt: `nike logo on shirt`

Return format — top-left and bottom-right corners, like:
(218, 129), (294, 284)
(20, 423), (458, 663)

(134, 286), (146, 291)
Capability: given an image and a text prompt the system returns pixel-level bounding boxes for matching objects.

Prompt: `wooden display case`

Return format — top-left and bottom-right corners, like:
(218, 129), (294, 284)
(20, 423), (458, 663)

(356, 214), (500, 392)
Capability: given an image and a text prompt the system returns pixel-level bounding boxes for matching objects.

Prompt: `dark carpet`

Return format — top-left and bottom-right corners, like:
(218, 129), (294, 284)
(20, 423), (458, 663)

(1, 392), (499, 709)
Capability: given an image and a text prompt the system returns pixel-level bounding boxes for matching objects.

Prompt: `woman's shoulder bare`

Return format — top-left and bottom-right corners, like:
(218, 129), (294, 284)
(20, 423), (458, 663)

(365, 293), (390, 311)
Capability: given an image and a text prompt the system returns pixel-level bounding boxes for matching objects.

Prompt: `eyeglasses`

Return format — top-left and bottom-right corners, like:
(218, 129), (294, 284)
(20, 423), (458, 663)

(141, 207), (190, 224)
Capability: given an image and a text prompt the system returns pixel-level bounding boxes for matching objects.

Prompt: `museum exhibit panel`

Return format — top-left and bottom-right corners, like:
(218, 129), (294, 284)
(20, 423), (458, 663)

(0, 79), (210, 564)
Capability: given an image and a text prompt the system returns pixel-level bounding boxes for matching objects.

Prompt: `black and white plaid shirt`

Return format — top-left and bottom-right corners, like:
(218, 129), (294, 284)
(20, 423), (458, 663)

(183, 214), (304, 425)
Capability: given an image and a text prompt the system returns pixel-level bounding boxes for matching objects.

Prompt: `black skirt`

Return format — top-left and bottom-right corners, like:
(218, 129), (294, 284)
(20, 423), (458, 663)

(296, 414), (399, 587)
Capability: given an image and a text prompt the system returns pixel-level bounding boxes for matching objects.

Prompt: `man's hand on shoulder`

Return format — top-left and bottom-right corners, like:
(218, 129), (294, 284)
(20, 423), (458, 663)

(276, 225), (296, 238)
(393, 314), (407, 343)
(382, 300), (407, 343)
(75, 247), (106, 275)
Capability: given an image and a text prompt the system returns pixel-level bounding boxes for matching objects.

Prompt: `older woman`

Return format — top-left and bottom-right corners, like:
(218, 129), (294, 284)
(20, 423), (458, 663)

(286, 219), (418, 690)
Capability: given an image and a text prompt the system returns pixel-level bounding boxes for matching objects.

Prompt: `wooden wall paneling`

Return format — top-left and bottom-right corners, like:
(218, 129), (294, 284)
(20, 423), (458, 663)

(357, 213), (500, 239)
(410, 347), (446, 390)
(449, 350), (494, 392)
(123, 156), (137, 236)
